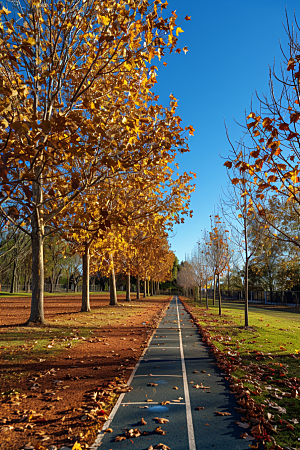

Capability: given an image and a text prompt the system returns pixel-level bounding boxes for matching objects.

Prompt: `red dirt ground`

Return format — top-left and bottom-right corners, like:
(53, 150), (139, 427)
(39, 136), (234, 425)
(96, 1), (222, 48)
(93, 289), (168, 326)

(0, 294), (170, 450)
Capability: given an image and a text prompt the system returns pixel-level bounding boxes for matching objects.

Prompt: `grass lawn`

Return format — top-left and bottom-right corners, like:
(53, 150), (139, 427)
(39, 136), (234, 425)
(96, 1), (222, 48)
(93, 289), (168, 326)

(184, 298), (300, 450)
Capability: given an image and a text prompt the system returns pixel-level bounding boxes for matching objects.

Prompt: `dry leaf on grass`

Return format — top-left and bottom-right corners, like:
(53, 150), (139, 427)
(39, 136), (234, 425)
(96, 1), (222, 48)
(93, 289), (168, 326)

(154, 417), (169, 424)
(250, 424), (261, 435)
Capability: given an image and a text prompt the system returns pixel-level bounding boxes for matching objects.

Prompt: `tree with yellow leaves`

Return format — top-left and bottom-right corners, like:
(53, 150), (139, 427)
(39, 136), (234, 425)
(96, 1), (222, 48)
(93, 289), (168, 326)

(0, 0), (193, 323)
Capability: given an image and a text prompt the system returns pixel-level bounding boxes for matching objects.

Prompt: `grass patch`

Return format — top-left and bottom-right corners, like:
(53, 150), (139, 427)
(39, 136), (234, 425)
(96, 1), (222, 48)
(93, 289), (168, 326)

(185, 298), (300, 449)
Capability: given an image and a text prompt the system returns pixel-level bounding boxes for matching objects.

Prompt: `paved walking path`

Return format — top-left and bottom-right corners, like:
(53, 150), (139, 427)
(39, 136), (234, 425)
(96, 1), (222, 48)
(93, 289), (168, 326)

(91, 297), (249, 450)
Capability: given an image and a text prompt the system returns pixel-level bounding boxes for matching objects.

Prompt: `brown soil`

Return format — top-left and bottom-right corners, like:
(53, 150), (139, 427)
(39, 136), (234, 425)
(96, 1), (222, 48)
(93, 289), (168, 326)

(0, 294), (170, 450)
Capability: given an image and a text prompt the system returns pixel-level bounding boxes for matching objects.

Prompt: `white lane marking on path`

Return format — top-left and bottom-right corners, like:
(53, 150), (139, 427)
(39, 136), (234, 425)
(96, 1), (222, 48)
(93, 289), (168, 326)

(176, 297), (196, 450)
(148, 347), (180, 349)
(121, 402), (186, 405)
(134, 374), (183, 377)
(90, 304), (169, 450)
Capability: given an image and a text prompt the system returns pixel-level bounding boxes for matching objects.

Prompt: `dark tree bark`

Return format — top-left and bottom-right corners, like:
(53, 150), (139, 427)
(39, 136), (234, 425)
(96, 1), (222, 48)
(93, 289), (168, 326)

(143, 279), (147, 298)
(126, 272), (131, 302)
(10, 260), (16, 294)
(218, 273), (222, 316)
(150, 279), (153, 296)
(28, 218), (45, 324)
(136, 275), (140, 300)
(81, 242), (91, 312)
(109, 256), (118, 305)
(213, 270), (216, 306)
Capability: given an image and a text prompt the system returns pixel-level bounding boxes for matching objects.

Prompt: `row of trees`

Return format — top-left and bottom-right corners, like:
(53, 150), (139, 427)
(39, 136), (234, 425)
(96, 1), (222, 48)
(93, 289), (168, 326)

(0, 0), (195, 323)
(178, 13), (300, 327)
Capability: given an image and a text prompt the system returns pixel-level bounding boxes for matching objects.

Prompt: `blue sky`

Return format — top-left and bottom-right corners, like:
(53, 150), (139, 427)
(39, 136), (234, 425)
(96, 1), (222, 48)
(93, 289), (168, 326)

(153, 0), (300, 263)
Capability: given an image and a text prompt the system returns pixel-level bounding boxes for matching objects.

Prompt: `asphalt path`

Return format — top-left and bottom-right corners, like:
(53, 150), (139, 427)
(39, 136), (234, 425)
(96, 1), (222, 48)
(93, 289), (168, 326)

(91, 297), (249, 450)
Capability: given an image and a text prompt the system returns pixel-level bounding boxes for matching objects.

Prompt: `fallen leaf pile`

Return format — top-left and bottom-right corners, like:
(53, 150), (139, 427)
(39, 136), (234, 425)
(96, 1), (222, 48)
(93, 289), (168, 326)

(115, 417), (170, 442)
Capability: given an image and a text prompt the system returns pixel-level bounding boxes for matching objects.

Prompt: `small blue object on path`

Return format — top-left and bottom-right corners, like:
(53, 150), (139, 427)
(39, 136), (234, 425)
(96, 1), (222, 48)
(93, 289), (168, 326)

(91, 297), (249, 450)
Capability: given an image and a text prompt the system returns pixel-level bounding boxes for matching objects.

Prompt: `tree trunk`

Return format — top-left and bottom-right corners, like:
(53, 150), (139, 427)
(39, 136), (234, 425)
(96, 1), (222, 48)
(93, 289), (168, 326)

(81, 242), (91, 312)
(126, 272), (131, 302)
(218, 273), (222, 316)
(213, 271), (216, 306)
(199, 284), (202, 304)
(147, 278), (150, 296)
(136, 275), (140, 300)
(28, 224), (45, 324)
(206, 277), (209, 309)
(10, 260), (16, 294)
(245, 258), (249, 327)
(143, 279), (147, 298)
(157, 281), (160, 295)
(109, 256), (118, 305)
(150, 279), (153, 296)
(66, 271), (69, 293)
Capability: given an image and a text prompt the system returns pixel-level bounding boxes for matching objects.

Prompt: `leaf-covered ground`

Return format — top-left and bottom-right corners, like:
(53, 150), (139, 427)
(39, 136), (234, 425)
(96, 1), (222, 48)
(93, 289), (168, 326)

(182, 298), (300, 450)
(0, 294), (170, 450)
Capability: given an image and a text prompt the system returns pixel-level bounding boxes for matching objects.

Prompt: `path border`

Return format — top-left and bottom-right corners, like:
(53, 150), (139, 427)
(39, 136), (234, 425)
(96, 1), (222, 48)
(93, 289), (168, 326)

(90, 298), (171, 450)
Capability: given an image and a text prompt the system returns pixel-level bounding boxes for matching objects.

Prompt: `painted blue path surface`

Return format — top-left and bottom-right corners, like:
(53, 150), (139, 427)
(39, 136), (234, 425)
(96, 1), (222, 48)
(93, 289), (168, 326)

(91, 297), (249, 450)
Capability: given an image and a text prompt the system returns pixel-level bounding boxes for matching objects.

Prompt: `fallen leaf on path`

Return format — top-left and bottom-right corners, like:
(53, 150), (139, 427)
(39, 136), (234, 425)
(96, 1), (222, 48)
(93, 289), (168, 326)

(240, 433), (255, 441)
(148, 383), (158, 387)
(125, 428), (142, 438)
(215, 411), (231, 416)
(161, 401), (170, 405)
(155, 426), (167, 435)
(195, 407), (204, 410)
(235, 421), (250, 428)
(115, 436), (126, 441)
(154, 417), (169, 424)
(104, 428), (113, 433)
(140, 418), (147, 425)
(153, 444), (170, 450)
(146, 399), (153, 402)
(172, 386), (178, 390)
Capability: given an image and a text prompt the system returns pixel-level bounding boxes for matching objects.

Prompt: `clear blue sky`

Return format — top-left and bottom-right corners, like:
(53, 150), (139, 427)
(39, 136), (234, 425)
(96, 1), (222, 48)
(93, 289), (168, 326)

(153, 0), (300, 263)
